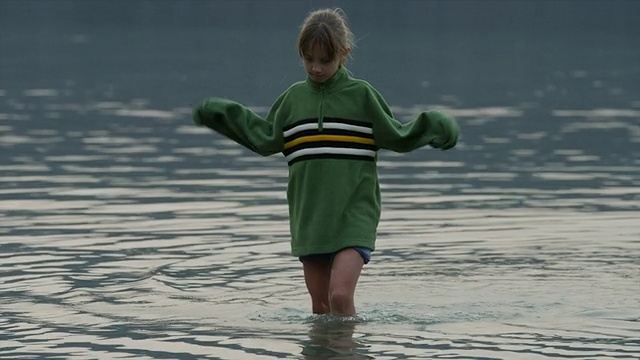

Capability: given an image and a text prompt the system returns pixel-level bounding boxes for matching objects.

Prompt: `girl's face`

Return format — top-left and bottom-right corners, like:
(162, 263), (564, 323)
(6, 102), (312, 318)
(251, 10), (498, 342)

(302, 43), (347, 83)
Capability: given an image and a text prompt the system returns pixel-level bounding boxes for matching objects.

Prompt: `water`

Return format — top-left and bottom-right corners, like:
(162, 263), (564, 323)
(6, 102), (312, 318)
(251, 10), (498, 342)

(1, 1), (639, 359)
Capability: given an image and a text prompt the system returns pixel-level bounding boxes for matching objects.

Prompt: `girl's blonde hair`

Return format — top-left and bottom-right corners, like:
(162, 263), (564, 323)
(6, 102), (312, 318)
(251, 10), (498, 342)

(296, 8), (355, 64)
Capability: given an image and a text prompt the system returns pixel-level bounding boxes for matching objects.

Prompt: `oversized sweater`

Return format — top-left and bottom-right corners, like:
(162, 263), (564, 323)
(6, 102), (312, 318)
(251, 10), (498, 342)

(193, 66), (459, 257)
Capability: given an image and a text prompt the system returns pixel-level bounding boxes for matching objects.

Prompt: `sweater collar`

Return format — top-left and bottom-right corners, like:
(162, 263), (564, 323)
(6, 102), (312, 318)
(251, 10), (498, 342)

(305, 66), (349, 92)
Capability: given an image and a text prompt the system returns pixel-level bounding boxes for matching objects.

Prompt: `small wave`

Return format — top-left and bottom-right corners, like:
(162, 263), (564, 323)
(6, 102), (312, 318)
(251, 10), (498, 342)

(250, 303), (515, 326)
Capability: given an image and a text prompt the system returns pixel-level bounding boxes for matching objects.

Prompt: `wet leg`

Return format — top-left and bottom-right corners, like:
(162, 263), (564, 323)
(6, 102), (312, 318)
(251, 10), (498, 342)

(302, 257), (332, 314)
(329, 248), (364, 316)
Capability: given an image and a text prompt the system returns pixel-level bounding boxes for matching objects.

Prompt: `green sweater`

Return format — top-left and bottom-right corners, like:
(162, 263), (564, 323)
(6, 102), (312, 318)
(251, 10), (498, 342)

(193, 66), (459, 257)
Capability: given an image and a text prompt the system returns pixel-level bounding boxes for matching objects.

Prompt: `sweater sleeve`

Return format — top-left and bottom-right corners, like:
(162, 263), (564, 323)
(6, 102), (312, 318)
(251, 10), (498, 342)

(364, 86), (459, 152)
(192, 94), (286, 156)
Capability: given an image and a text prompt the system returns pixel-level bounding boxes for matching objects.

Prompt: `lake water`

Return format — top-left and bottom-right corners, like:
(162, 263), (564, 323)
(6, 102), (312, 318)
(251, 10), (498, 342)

(1, 1), (639, 359)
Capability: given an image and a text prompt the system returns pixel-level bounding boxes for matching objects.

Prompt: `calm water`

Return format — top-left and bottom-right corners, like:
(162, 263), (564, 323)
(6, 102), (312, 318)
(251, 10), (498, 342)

(1, 1), (639, 359)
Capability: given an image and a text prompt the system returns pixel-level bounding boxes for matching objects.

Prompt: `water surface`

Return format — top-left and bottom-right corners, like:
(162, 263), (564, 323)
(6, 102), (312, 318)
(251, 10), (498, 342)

(1, 1), (639, 359)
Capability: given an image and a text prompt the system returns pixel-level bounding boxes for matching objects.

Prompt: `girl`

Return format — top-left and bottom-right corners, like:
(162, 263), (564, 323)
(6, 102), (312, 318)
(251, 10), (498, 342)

(193, 8), (459, 316)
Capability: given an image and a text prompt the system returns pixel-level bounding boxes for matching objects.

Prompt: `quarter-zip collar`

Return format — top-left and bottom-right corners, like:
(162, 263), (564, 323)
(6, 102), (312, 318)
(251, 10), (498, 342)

(306, 66), (350, 131)
(305, 66), (349, 94)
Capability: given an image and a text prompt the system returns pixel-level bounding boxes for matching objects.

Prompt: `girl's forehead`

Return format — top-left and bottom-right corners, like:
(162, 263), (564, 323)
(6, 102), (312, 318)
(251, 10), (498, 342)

(303, 42), (331, 58)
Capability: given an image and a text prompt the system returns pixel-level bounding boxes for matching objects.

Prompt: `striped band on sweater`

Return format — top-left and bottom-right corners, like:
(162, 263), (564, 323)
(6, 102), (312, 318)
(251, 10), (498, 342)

(283, 118), (378, 165)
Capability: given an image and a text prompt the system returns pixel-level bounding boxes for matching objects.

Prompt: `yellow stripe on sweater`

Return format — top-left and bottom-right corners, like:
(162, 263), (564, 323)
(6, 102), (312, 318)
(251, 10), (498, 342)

(284, 135), (375, 150)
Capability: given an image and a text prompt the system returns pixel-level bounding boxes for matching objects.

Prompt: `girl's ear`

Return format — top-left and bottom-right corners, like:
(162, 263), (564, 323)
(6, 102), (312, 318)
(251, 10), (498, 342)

(341, 48), (351, 63)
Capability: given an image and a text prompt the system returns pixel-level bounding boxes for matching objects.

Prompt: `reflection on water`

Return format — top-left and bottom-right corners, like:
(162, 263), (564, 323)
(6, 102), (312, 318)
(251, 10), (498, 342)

(301, 318), (373, 360)
(1, 0), (640, 359)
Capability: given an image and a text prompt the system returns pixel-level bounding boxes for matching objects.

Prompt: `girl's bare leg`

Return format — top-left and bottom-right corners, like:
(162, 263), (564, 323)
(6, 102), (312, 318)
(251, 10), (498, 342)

(328, 248), (364, 316)
(302, 257), (332, 314)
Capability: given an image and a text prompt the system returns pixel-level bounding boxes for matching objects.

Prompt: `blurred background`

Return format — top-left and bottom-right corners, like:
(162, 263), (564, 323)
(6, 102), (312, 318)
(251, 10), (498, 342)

(2, 0), (639, 108)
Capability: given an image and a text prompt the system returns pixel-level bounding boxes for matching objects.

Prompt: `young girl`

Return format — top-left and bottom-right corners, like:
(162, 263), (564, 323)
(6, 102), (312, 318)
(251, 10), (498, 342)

(193, 8), (459, 317)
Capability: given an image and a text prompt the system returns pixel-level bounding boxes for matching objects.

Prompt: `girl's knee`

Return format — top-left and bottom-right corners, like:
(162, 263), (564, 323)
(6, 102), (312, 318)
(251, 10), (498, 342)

(329, 289), (353, 308)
